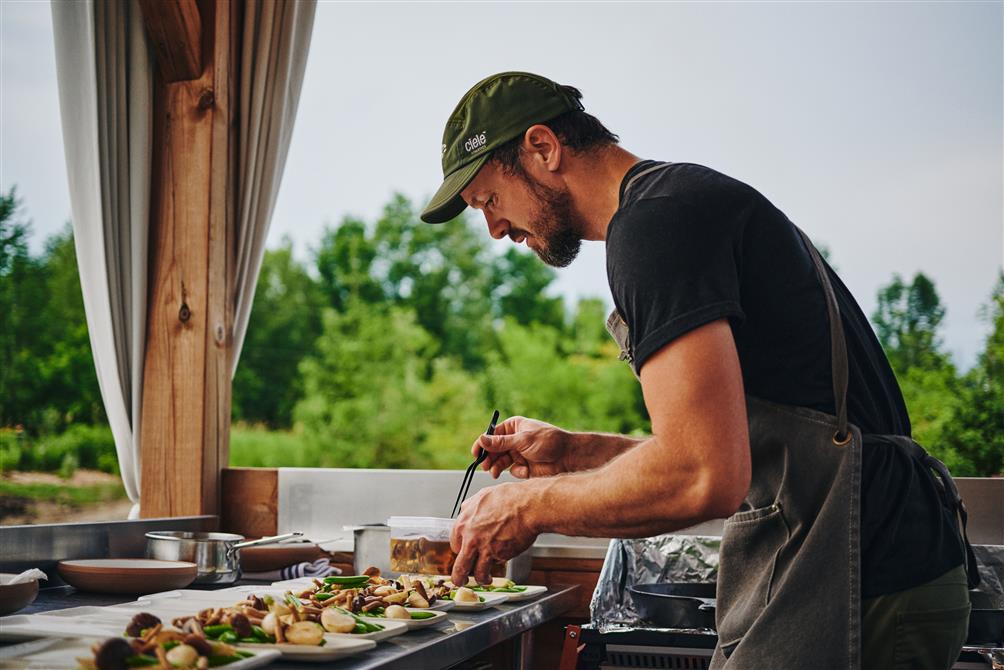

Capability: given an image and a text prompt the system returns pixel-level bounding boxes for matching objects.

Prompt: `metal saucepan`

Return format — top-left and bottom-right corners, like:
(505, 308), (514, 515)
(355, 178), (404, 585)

(145, 531), (302, 584)
(629, 582), (717, 630)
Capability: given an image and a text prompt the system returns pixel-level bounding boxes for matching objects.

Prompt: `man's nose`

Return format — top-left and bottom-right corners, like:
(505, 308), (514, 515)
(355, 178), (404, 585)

(484, 212), (509, 240)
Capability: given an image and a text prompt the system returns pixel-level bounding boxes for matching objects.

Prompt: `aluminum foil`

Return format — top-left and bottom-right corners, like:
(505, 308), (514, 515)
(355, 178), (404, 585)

(589, 534), (721, 632)
(974, 544), (1004, 597)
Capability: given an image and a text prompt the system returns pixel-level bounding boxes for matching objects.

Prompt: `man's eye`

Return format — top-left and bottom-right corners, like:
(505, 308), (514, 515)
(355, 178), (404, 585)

(488, 195), (498, 208)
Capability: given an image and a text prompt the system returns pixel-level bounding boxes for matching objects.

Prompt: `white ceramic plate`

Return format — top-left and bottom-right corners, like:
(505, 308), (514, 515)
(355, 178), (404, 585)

(0, 607), (383, 662)
(445, 591), (510, 611)
(0, 614), (122, 641)
(236, 635), (375, 662)
(0, 637), (280, 669)
(490, 585), (547, 602)
(359, 608), (449, 630)
(140, 586), (258, 602)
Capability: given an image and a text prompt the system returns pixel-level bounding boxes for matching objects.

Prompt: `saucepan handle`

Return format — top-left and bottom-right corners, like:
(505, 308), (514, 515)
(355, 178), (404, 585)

(228, 531), (303, 556)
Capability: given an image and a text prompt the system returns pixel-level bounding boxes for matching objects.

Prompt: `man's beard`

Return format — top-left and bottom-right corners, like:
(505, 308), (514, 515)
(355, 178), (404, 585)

(523, 178), (583, 268)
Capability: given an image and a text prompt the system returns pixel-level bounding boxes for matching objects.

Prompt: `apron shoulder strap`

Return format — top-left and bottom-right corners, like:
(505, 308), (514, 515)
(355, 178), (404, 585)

(794, 228), (850, 442)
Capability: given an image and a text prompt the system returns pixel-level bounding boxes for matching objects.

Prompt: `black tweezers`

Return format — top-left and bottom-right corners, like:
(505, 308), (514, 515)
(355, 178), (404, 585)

(451, 410), (500, 518)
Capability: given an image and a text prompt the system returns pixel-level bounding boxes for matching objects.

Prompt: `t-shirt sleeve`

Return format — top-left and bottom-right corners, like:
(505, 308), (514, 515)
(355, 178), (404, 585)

(607, 196), (746, 373)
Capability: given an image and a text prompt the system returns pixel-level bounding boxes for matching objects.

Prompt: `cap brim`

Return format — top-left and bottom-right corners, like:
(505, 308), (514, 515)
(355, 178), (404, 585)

(420, 153), (491, 224)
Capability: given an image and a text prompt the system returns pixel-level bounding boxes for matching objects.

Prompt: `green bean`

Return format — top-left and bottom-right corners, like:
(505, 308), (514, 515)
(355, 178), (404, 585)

(203, 624), (234, 638)
(323, 575), (371, 586)
(409, 611), (437, 620)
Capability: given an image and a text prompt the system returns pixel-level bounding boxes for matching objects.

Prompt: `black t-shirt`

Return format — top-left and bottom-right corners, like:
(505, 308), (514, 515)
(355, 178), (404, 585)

(606, 160), (964, 598)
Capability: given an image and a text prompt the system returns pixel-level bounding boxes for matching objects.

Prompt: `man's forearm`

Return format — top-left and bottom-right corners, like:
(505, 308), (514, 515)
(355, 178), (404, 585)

(529, 435), (741, 539)
(563, 431), (646, 472)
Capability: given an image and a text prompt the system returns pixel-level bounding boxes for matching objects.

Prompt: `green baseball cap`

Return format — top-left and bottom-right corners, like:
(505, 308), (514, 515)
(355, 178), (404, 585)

(420, 72), (584, 224)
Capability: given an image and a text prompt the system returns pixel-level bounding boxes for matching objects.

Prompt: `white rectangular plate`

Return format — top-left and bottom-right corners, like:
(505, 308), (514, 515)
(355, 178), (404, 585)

(237, 635), (375, 662)
(0, 638), (280, 669)
(445, 591), (510, 611)
(359, 608), (449, 630)
(0, 615), (122, 641)
(490, 585), (547, 602)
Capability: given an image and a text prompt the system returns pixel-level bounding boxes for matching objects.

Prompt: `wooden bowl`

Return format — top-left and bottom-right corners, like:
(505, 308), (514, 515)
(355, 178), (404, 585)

(57, 559), (197, 595)
(0, 574), (40, 616)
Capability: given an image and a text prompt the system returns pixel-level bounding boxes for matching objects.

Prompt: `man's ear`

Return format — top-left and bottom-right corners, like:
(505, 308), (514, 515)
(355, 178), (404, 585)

(521, 124), (562, 173)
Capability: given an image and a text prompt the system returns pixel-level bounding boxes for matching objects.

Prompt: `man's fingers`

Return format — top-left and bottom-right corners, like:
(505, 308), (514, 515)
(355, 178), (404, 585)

(490, 456), (512, 479)
(452, 545), (477, 587)
(473, 553), (494, 586)
(476, 432), (515, 454)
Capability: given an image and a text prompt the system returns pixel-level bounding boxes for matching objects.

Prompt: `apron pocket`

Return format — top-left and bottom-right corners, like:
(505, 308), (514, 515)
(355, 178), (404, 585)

(716, 501), (790, 651)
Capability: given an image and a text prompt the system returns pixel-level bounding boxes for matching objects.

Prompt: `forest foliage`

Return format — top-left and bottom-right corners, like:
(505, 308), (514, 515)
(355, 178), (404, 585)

(1, 187), (1001, 477)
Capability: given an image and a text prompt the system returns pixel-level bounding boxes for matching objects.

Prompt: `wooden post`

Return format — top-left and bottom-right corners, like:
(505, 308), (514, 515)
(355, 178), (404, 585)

(139, 0), (238, 518)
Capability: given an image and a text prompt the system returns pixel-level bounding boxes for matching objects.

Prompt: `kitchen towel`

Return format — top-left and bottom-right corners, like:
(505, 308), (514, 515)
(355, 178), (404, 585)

(243, 558), (341, 582)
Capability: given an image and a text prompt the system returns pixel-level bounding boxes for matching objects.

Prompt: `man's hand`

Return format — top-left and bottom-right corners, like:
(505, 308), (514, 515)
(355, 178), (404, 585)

(473, 416), (570, 479)
(450, 481), (540, 586)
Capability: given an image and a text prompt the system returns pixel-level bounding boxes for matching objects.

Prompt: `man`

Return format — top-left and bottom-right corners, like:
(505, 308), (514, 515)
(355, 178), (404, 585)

(420, 72), (972, 669)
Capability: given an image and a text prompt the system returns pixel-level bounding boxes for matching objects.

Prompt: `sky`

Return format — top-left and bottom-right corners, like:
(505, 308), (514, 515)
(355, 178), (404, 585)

(2, 1), (1002, 370)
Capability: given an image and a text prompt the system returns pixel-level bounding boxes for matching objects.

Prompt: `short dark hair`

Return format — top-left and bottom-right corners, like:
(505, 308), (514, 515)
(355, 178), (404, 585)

(491, 85), (619, 177)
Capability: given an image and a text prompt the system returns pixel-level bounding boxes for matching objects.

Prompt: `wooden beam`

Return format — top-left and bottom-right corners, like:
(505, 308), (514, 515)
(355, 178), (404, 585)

(140, 0), (239, 518)
(138, 0), (202, 82)
(220, 468), (278, 537)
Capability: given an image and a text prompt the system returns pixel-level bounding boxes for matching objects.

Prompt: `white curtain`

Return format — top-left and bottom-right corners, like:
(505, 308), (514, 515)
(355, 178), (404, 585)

(232, 0), (316, 374)
(51, 0), (151, 516)
(51, 0), (315, 514)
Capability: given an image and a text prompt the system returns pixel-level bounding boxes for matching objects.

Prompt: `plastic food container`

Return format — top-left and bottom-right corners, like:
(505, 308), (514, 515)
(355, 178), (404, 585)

(387, 516), (456, 575)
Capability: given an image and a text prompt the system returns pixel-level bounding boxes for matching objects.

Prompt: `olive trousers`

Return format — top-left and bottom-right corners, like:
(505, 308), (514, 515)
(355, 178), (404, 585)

(862, 564), (971, 670)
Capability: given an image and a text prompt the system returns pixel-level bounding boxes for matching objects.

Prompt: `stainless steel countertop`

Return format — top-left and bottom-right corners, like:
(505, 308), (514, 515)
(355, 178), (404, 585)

(12, 583), (579, 670)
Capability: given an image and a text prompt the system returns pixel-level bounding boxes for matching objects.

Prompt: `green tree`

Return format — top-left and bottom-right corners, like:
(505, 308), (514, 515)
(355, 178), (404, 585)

(484, 317), (648, 435)
(873, 272), (951, 372)
(0, 187), (44, 428)
(294, 300), (486, 469)
(1, 191), (103, 433)
(373, 195), (496, 369)
(315, 218), (383, 311)
(37, 227), (105, 427)
(233, 239), (324, 428)
(490, 248), (565, 331)
(872, 273), (960, 460)
(940, 273), (1004, 476)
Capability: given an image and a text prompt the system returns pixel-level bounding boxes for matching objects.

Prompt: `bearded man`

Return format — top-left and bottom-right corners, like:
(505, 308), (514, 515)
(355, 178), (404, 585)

(420, 72), (974, 670)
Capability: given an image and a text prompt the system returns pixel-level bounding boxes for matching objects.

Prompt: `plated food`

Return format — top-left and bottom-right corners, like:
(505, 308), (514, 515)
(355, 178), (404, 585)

(79, 624), (257, 669)
(286, 568), (456, 615)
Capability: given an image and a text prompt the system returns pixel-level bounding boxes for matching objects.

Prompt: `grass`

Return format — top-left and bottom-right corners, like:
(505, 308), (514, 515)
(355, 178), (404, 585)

(0, 480), (126, 506)
(229, 424), (312, 467)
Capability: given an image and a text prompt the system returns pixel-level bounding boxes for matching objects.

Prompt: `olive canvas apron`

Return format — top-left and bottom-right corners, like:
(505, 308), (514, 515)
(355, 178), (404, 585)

(607, 162), (864, 668)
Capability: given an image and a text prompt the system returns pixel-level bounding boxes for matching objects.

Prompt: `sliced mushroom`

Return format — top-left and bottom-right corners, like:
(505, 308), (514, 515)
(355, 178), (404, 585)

(182, 618), (204, 637)
(229, 612), (253, 639)
(407, 591), (430, 608)
(125, 612), (161, 638)
(93, 637), (133, 670)
(183, 634), (212, 657)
